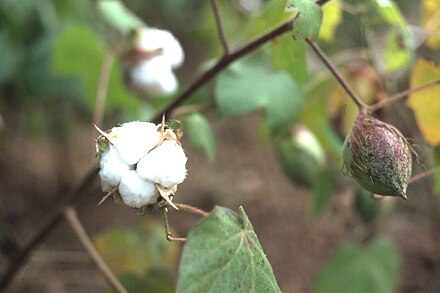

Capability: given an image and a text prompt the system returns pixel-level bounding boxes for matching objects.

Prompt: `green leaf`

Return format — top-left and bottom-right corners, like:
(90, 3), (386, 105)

(372, 0), (413, 72)
(215, 57), (303, 132)
(312, 170), (333, 218)
(0, 30), (21, 84)
(299, 79), (343, 159)
(52, 23), (141, 114)
(285, 0), (322, 40)
(177, 206), (281, 293)
(186, 113), (216, 162)
(319, 0), (342, 42)
(270, 34), (308, 85)
(383, 28), (413, 72)
(372, 0), (405, 27)
(97, 0), (145, 34)
(315, 238), (401, 293)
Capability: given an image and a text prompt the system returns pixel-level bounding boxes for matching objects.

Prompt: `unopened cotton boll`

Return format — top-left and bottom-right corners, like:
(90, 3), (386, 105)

(130, 57), (178, 96)
(135, 28), (184, 69)
(112, 121), (161, 165)
(99, 145), (131, 192)
(137, 140), (187, 188)
(118, 170), (158, 208)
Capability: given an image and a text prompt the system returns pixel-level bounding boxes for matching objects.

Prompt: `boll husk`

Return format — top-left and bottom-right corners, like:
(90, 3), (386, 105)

(342, 111), (412, 199)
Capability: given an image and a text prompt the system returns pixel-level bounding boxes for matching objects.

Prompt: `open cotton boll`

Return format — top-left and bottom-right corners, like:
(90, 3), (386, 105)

(137, 140), (187, 188)
(130, 57), (178, 96)
(99, 145), (131, 192)
(113, 121), (161, 165)
(135, 28), (184, 69)
(118, 170), (158, 208)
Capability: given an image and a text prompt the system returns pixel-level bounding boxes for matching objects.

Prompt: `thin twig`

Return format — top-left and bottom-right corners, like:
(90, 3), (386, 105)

(370, 78), (440, 112)
(93, 52), (115, 127)
(175, 203), (209, 217)
(210, 0), (230, 54)
(153, 19), (294, 122)
(305, 37), (368, 111)
(0, 167), (99, 291)
(409, 168), (440, 184)
(161, 207), (187, 242)
(64, 207), (127, 293)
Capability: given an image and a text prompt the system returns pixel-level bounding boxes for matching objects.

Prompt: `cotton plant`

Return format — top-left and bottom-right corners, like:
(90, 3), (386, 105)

(95, 118), (187, 210)
(123, 27), (185, 96)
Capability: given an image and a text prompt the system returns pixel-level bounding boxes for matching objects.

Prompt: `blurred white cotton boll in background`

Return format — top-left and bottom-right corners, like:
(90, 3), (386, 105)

(130, 57), (178, 96)
(137, 140), (187, 188)
(99, 145), (131, 192)
(112, 121), (161, 165)
(118, 170), (158, 208)
(134, 28), (184, 69)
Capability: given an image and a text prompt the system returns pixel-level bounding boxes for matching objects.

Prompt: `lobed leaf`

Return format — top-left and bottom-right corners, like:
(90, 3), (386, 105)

(177, 206), (281, 293)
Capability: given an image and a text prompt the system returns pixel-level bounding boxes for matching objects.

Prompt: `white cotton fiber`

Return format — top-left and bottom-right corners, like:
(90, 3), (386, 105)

(118, 170), (158, 208)
(136, 140), (187, 188)
(135, 28), (184, 69)
(99, 145), (130, 192)
(113, 121), (161, 165)
(130, 57), (178, 96)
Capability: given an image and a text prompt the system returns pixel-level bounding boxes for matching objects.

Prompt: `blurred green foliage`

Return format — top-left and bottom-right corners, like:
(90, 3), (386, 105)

(315, 238), (401, 293)
(94, 220), (179, 292)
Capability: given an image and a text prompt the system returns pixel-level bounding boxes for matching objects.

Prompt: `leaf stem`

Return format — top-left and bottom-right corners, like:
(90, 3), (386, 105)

(305, 37), (368, 111)
(175, 203), (209, 217)
(370, 78), (440, 112)
(210, 0), (230, 55)
(64, 207), (127, 293)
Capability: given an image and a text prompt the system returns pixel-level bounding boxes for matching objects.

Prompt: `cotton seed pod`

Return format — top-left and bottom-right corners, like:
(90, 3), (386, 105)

(342, 111), (412, 199)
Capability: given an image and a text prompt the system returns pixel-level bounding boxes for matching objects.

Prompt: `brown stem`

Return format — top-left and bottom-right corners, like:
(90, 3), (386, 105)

(175, 203), (209, 217)
(152, 19), (294, 122)
(409, 168), (440, 184)
(370, 78), (440, 112)
(64, 207), (127, 293)
(0, 167), (99, 291)
(93, 52), (115, 127)
(210, 0), (230, 55)
(305, 37), (368, 111)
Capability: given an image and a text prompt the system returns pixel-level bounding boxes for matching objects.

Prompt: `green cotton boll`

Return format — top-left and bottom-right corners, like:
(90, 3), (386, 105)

(342, 111), (412, 199)
(276, 125), (325, 187)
